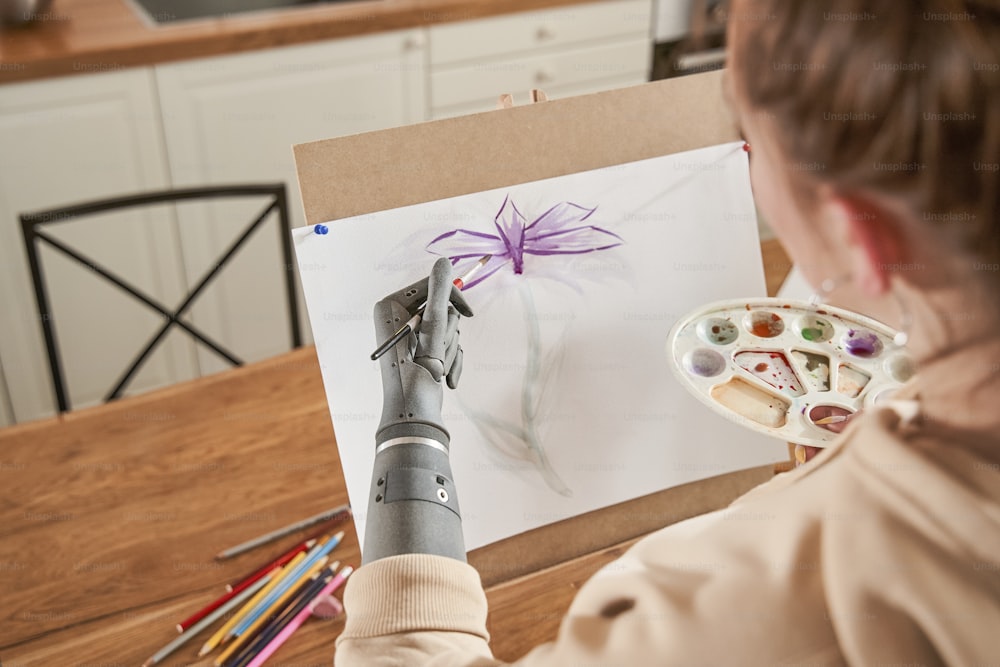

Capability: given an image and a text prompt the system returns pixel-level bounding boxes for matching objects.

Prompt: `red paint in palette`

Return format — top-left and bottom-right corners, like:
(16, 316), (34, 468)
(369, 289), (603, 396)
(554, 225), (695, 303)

(735, 350), (804, 397)
(751, 314), (781, 337)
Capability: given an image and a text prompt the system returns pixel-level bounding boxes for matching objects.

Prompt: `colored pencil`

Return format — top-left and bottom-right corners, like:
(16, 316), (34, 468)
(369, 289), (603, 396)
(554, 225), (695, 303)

(215, 557), (332, 666)
(175, 540), (314, 635)
(139, 573), (271, 667)
(174, 579), (246, 635)
(229, 532), (343, 639)
(370, 254), (491, 361)
(214, 504), (350, 560)
(228, 564), (339, 667)
(199, 554), (306, 657)
(223, 538), (316, 594)
(243, 566), (354, 667)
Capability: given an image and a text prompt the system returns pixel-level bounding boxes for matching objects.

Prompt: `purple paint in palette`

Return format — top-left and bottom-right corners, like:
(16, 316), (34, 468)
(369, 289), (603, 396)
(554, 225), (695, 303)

(668, 298), (911, 448)
(843, 328), (883, 358)
(683, 348), (727, 377)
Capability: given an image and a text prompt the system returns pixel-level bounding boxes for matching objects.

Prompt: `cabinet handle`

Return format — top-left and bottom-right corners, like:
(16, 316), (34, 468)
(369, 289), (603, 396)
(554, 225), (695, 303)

(534, 67), (556, 84)
(404, 33), (426, 50)
(535, 25), (554, 41)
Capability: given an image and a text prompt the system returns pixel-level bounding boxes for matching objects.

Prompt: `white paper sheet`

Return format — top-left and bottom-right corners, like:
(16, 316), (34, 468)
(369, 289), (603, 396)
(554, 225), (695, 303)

(293, 142), (788, 551)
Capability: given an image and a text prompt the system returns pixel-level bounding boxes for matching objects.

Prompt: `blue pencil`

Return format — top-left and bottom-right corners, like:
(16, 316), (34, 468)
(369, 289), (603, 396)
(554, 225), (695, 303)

(230, 531), (343, 637)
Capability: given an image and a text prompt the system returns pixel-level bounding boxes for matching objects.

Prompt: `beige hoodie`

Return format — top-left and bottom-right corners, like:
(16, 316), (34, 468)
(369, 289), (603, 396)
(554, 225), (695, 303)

(336, 336), (1000, 665)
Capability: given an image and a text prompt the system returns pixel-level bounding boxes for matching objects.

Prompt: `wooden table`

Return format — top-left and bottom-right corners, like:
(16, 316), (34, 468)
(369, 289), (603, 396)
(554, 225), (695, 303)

(0, 240), (791, 666)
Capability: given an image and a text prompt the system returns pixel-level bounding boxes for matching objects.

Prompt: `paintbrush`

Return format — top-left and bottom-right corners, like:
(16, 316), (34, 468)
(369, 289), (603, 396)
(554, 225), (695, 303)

(813, 414), (850, 425)
(370, 254), (491, 361)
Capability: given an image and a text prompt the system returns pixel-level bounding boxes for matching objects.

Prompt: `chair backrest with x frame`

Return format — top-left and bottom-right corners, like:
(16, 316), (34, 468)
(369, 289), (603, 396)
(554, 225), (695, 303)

(20, 184), (302, 414)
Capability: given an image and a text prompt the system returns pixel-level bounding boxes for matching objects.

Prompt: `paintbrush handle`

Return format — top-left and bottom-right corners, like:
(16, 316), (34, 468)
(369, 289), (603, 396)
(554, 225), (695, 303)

(370, 311), (422, 361)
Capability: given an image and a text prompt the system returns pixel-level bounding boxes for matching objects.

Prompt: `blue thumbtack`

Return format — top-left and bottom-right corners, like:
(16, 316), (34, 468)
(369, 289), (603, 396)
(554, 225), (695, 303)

(314, 224), (329, 235)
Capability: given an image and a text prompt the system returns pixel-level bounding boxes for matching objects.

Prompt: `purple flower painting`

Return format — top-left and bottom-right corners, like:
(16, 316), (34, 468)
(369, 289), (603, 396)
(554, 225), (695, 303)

(427, 195), (624, 290)
(426, 196), (624, 496)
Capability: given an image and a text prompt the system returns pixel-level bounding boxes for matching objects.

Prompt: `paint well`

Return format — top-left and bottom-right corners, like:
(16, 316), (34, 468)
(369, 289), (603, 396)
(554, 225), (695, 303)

(734, 350), (805, 397)
(871, 387), (899, 405)
(843, 328), (883, 358)
(697, 317), (739, 345)
(743, 311), (784, 338)
(710, 377), (790, 428)
(837, 363), (871, 397)
(795, 314), (833, 342)
(807, 404), (854, 434)
(683, 348), (727, 377)
(790, 349), (831, 391)
(884, 353), (915, 382)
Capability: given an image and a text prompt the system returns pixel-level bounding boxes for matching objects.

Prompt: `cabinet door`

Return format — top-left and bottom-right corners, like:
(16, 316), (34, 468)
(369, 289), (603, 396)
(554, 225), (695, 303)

(155, 30), (427, 373)
(430, 37), (650, 114)
(429, 0), (652, 66)
(0, 69), (195, 422)
(0, 361), (12, 428)
(428, 0), (652, 119)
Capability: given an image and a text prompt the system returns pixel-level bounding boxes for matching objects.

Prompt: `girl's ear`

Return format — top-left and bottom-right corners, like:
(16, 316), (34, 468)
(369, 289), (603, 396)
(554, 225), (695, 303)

(824, 195), (909, 297)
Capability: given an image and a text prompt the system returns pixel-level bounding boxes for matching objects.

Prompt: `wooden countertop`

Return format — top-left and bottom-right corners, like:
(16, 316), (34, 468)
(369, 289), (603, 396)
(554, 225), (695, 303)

(0, 0), (613, 84)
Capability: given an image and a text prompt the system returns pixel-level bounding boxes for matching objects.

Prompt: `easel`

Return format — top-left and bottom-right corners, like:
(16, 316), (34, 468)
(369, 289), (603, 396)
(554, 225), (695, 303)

(294, 71), (779, 587)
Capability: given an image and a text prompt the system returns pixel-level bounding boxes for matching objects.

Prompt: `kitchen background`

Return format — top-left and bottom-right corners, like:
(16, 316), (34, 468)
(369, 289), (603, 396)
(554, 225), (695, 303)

(0, 0), (764, 425)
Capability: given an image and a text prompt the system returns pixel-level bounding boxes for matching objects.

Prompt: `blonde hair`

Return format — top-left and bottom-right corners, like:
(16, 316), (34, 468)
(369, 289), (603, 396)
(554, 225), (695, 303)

(727, 0), (999, 271)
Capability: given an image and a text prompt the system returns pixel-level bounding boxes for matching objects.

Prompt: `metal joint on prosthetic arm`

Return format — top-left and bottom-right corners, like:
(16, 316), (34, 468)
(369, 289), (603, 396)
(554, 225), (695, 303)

(363, 298), (466, 564)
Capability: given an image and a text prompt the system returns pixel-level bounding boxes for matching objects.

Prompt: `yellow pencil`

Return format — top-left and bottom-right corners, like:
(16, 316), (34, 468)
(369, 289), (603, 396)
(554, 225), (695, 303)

(198, 552), (306, 657)
(214, 555), (332, 666)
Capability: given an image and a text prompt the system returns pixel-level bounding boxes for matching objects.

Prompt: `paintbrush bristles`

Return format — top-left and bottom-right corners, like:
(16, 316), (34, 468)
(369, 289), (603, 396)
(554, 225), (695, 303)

(814, 415), (849, 425)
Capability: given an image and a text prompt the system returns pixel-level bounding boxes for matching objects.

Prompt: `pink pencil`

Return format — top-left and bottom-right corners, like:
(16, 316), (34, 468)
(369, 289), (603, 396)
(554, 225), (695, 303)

(244, 566), (353, 667)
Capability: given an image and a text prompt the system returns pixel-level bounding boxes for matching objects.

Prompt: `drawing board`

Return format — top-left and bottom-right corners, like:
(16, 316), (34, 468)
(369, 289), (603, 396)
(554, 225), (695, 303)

(293, 73), (789, 578)
(293, 141), (787, 551)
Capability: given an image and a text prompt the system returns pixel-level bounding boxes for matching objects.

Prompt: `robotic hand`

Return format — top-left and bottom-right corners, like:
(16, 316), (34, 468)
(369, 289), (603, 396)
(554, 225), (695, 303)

(363, 257), (473, 564)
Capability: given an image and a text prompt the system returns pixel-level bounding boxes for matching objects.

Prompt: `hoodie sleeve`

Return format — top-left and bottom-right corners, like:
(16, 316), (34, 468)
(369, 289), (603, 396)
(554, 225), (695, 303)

(334, 503), (843, 667)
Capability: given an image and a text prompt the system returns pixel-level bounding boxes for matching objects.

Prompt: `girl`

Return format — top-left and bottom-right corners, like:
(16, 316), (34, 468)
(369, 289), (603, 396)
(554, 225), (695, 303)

(338, 1), (1000, 663)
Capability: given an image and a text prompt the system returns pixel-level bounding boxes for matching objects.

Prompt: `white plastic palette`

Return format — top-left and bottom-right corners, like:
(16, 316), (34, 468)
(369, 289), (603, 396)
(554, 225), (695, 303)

(667, 298), (915, 447)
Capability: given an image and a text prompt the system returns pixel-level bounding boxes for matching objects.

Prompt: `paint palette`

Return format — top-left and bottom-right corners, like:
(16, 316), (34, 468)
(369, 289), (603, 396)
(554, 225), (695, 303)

(667, 298), (914, 446)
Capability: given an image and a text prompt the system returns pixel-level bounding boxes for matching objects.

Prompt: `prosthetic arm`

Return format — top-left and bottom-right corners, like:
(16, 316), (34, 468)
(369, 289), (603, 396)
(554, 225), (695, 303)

(362, 257), (473, 564)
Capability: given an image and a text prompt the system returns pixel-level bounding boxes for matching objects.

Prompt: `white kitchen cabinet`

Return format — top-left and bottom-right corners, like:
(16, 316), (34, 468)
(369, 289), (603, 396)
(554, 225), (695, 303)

(0, 68), (197, 422)
(429, 0), (652, 118)
(0, 3), (654, 424)
(155, 30), (427, 374)
(0, 361), (13, 428)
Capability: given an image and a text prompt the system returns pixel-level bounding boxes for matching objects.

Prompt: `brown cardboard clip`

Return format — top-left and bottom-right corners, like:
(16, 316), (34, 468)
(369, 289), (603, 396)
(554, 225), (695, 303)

(496, 89), (548, 110)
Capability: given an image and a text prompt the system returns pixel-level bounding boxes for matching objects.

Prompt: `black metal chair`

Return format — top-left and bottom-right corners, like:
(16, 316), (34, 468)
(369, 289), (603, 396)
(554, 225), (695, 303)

(20, 184), (302, 413)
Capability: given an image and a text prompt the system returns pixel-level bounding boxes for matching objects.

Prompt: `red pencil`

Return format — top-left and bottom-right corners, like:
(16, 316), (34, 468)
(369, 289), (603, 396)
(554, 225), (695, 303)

(176, 539), (316, 633)
(224, 538), (317, 593)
